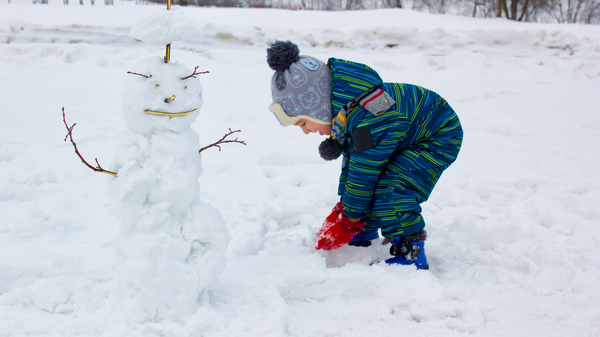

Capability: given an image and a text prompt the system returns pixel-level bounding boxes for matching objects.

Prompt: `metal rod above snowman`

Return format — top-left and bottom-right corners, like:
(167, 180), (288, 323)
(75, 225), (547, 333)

(166, 0), (171, 62)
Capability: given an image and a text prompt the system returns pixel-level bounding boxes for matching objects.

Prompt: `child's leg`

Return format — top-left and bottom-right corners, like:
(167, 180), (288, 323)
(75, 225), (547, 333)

(379, 128), (462, 268)
(381, 109), (463, 238)
(379, 165), (446, 238)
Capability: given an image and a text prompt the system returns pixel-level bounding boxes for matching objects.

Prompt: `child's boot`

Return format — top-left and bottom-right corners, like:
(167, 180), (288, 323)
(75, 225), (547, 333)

(384, 230), (429, 270)
(348, 230), (379, 247)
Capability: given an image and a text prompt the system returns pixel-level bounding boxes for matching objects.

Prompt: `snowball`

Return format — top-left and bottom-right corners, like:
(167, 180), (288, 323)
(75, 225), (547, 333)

(122, 56), (203, 135)
(130, 10), (202, 45)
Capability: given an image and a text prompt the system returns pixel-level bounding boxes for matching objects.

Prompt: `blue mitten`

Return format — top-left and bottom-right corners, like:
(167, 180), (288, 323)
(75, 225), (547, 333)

(348, 230), (379, 247)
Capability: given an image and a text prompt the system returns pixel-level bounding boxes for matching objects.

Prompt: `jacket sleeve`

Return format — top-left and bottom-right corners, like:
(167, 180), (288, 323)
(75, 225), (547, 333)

(341, 115), (407, 219)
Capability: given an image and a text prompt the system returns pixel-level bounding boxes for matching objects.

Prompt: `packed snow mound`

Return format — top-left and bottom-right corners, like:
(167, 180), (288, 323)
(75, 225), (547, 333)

(107, 121), (229, 319)
(108, 54), (227, 321)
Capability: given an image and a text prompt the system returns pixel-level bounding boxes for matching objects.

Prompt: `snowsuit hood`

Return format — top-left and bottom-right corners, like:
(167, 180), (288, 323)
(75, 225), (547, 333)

(327, 58), (385, 114)
(320, 58), (396, 161)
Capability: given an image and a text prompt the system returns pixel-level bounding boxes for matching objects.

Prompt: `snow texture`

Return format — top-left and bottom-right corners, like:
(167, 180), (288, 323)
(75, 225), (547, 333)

(1, 2), (600, 337)
(130, 9), (202, 45)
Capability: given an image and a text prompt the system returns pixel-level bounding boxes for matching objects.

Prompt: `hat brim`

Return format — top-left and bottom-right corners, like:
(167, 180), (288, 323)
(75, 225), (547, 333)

(269, 103), (331, 127)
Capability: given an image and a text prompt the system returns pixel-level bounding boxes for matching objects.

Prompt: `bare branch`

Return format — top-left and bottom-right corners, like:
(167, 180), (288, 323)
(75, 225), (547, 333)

(199, 128), (246, 153)
(62, 108), (117, 176)
(127, 71), (152, 79)
(182, 66), (210, 80)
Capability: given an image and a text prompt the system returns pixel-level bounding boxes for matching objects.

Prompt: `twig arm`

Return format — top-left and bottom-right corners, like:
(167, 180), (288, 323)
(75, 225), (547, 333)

(199, 128), (246, 153)
(62, 108), (117, 176)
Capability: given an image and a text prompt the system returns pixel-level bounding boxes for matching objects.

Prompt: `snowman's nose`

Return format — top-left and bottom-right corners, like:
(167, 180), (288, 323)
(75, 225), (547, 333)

(164, 95), (176, 103)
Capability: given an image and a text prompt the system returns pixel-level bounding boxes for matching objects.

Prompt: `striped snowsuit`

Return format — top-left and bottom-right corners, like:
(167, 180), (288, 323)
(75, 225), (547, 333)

(328, 58), (463, 238)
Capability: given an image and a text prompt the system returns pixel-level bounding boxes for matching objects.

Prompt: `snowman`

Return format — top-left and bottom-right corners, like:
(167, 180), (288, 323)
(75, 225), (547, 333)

(103, 8), (230, 321)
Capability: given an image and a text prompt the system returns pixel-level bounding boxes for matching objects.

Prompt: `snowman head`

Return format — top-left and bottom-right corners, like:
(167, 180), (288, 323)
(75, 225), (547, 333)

(122, 56), (203, 135)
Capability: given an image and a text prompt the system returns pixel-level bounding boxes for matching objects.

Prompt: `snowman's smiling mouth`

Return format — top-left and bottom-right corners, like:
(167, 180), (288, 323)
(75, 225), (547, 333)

(144, 109), (198, 118)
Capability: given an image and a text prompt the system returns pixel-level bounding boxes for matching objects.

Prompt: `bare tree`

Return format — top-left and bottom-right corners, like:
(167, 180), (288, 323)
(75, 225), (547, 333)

(494, 0), (531, 20)
(386, 0), (402, 7)
(414, 0), (449, 13)
(551, 0), (585, 22)
(581, 0), (600, 23)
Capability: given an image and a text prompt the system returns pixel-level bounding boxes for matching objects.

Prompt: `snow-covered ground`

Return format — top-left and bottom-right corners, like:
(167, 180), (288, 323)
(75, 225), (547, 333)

(1, 2), (600, 336)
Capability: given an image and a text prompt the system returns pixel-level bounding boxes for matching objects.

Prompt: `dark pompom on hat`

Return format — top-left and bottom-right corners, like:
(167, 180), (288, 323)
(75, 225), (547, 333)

(319, 137), (345, 161)
(267, 40), (300, 72)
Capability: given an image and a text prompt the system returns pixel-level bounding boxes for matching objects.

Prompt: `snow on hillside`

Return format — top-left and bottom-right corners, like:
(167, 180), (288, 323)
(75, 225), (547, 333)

(1, 2), (600, 336)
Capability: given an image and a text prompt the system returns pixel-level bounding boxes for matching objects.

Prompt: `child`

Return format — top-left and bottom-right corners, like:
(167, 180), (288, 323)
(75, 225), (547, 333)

(266, 41), (463, 269)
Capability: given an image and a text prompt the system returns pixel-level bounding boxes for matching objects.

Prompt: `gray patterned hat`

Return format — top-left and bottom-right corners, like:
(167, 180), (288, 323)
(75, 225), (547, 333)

(267, 41), (333, 126)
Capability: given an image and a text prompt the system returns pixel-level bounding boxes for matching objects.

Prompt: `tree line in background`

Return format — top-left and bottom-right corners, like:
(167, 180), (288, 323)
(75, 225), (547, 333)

(25, 0), (600, 24)
(144, 0), (600, 24)
(30, 0), (113, 5)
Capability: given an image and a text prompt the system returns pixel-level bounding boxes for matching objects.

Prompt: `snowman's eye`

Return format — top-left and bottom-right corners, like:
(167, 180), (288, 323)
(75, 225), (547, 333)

(155, 84), (160, 87)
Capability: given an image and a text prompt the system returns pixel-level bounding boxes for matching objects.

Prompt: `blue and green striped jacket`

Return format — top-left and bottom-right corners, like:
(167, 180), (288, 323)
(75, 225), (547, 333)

(328, 58), (462, 236)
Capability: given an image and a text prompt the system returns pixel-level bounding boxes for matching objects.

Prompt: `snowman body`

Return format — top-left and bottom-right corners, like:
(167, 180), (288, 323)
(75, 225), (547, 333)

(108, 56), (228, 321)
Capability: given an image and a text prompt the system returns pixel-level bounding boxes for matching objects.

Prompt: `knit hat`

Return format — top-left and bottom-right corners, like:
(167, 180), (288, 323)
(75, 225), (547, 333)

(267, 41), (333, 126)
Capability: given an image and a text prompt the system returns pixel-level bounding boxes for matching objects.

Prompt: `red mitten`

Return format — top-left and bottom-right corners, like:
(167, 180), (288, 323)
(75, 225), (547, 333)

(315, 207), (365, 251)
(324, 202), (344, 224)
